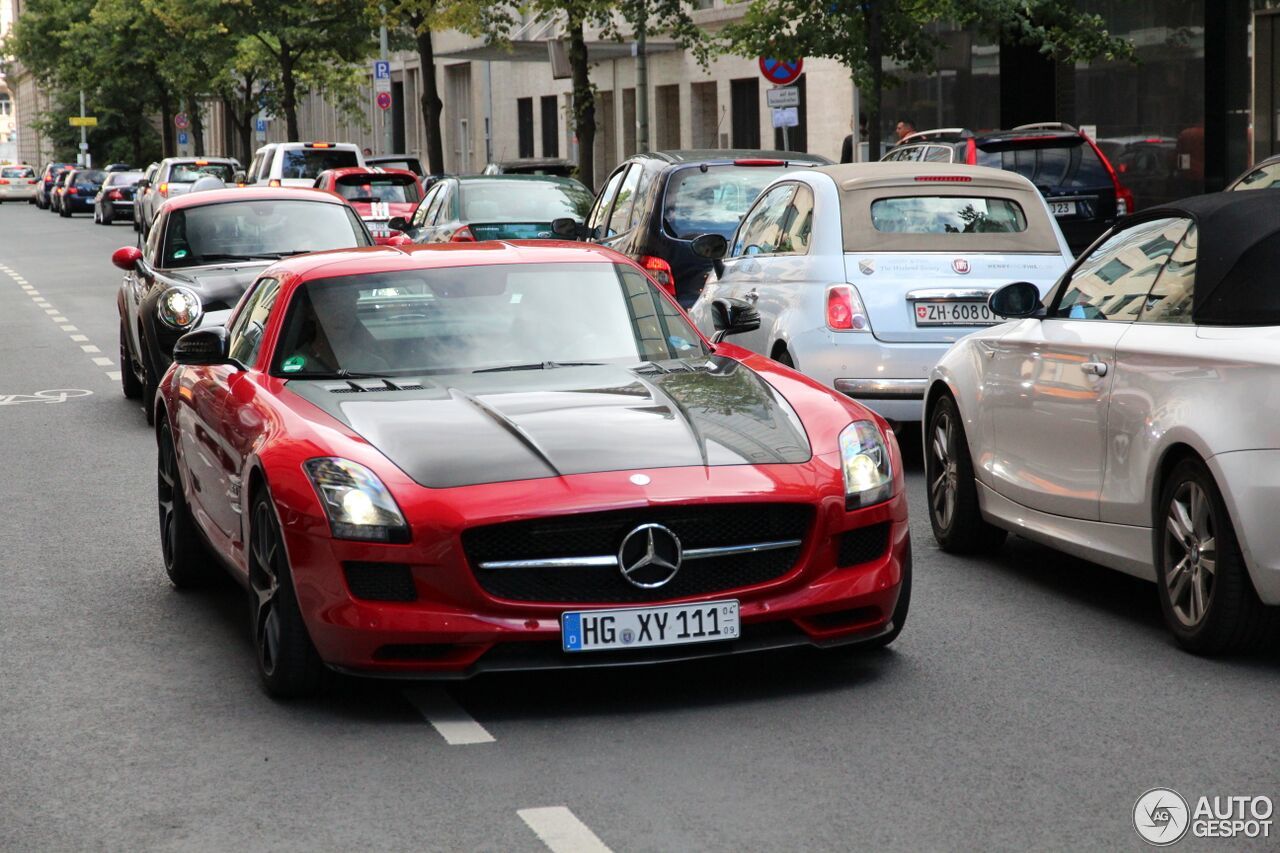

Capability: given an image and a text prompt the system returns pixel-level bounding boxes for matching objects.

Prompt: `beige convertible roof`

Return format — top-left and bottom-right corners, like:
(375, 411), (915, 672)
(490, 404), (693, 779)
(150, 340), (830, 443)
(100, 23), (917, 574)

(816, 162), (1062, 253)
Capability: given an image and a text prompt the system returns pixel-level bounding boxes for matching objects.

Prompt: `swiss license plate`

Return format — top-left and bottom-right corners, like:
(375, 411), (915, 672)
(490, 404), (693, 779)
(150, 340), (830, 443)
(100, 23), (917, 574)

(913, 300), (997, 326)
(561, 600), (739, 653)
(1050, 201), (1077, 217)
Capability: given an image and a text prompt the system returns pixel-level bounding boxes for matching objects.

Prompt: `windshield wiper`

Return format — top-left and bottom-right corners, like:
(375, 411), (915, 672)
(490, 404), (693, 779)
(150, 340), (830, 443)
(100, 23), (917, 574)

(473, 360), (603, 373)
(194, 253), (268, 263)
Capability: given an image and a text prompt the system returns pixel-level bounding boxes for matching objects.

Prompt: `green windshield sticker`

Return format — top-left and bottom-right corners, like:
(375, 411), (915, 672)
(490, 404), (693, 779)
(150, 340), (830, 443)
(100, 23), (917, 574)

(173, 249), (188, 259)
(281, 355), (306, 373)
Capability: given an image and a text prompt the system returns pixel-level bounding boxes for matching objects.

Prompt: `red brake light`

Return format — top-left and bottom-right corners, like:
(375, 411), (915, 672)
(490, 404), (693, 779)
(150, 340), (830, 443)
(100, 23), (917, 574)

(268, 179), (281, 187)
(28, 179), (38, 184)
(733, 158), (784, 167)
(450, 225), (476, 242)
(109, 189), (123, 200)
(826, 285), (869, 331)
(1083, 135), (1133, 217)
(67, 186), (78, 195)
(639, 255), (676, 297)
(194, 160), (209, 166)
(308, 142), (332, 149)
(0, 179), (9, 185)
(914, 175), (972, 183)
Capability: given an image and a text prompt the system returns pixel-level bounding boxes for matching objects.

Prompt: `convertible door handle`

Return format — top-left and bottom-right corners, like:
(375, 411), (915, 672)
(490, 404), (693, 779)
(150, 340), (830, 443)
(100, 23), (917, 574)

(1081, 361), (1108, 377)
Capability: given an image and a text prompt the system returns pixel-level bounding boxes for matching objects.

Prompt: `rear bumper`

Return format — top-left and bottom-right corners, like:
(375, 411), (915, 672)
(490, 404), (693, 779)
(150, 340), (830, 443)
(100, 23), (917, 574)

(0, 185), (38, 199)
(791, 331), (948, 422)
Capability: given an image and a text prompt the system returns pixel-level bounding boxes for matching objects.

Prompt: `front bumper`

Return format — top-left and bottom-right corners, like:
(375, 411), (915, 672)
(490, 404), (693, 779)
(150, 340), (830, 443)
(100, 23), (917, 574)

(790, 330), (948, 423)
(275, 467), (910, 677)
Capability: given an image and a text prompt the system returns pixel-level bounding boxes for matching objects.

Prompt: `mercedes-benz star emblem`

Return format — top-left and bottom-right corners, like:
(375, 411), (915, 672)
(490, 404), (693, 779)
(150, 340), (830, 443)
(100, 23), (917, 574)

(617, 524), (683, 589)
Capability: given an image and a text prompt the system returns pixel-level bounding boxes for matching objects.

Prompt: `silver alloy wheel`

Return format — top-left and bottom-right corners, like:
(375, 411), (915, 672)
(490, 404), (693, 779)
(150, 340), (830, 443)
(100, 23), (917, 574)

(1163, 481), (1217, 628)
(930, 411), (958, 530)
(251, 501), (283, 677)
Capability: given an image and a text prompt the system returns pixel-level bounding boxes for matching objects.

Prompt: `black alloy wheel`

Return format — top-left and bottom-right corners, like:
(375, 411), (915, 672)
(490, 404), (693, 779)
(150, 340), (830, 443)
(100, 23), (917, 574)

(249, 491), (324, 698)
(924, 394), (1006, 554)
(157, 420), (216, 588)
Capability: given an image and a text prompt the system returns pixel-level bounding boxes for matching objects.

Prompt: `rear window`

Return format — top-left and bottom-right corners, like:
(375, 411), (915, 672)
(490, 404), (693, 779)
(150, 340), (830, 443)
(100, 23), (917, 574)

(281, 148), (359, 179)
(335, 174), (421, 204)
(108, 172), (145, 185)
(460, 180), (592, 223)
(870, 196), (1028, 234)
(2, 167), (35, 178)
(74, 170), (106, 186)
(976, 139), (1110, 189)
(664, 165), (792, 239)
(170, 162), (236, 183)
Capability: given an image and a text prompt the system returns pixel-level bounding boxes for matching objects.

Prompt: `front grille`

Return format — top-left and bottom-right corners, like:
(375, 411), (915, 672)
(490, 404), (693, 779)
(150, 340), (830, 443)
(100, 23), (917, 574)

(343, 561), (417, 602)
(463, 503), (813, 603)
(836, 523), (890, 567)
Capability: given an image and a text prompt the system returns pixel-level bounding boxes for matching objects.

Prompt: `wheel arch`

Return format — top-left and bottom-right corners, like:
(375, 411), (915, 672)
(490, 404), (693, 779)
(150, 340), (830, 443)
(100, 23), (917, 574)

(1148, 442), (1209, 527)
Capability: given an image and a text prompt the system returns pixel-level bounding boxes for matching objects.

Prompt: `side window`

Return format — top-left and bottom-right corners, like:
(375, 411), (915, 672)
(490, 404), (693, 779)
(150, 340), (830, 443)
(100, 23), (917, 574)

(776, 183), (815, 255)
(924, 145), (953, 163)
(588, 168), (627, 235)
(145, 212), (165, 265)
(606, 165), (643, 237)
(247, 154), (262, 184)
(413, 186), (440, 227)
(424, 185), (449, 225)
(1052, 217), (1191, 321)
(256, 149), (273, 181)
(227, 278), (281, 367)
(1138, 224), (1197, 324)
(732, 184), (798, 257)
(626, 166), (658, 232)
(433, 186), (454, 224)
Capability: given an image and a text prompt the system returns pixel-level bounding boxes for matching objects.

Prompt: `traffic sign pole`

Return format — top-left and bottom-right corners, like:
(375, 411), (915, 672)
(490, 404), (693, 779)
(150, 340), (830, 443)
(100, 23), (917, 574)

(78, 90), (89, 167)
(379, 15), (393, 156)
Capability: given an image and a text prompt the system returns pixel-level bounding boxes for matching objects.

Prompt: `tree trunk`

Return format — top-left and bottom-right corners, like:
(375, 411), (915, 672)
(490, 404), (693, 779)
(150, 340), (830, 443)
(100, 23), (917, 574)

(188, 95), (206, 156)
(568, 13), (595, 189)
(130, 121), (143, 166)
(866, 2), (884, 161)
(415, 23), (446, 174)
(280, 44), (300, 141)
(157, 85), (176, 157)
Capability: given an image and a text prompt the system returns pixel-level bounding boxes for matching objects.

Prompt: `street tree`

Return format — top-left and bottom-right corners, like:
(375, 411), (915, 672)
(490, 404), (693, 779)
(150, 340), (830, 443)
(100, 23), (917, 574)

(722, 0), (1136, 160)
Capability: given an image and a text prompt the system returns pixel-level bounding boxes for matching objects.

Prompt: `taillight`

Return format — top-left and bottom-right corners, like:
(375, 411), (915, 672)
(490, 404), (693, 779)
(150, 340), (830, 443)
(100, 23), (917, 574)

(158, 183), (169, 196)
(965, 138), (977, 165)
(450, 226), (476, 242)
(639, 255), (676, 297)
(28, 179), (38, 184)
(1084, 133), (1133, 217)
(67, 187), (78, 195)
(733, 158), (784, 166)
(268, 179), (281, 188)
(109, 189), (123, 200)
(826, 285), (869, 331)
(914, 175), (971, 183)
(0, 179), (9, 185)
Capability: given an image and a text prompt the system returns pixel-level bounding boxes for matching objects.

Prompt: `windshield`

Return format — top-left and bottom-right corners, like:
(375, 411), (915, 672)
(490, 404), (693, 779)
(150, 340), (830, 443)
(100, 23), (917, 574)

(272, 262), (705, 377)
(162, 200), (371, 268)
(664, 165), (794, 239)
(335, 174), (421, 204)
(282, 148), (359, 179)
(460, 180), (592, 223)
(170, 162), (236, 183)
(870, 196), (1028, 233)
(3, 167), (35, 178)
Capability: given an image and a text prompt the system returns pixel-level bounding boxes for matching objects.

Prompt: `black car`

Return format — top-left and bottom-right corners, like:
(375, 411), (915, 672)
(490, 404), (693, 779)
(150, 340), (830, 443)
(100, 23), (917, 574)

(483, 157), (576, 177)
(366, 153), (424, 176)
(49, 170), (74, 214)
(1226, 153), (1280, 191)
(112, 188), (375, 421)
(37, 162), (74, 210)
(59, 168), (106, 217)
(93, 170), (145, 225)
(563, 150), (829, 307)
(882, 123), (1133, 253)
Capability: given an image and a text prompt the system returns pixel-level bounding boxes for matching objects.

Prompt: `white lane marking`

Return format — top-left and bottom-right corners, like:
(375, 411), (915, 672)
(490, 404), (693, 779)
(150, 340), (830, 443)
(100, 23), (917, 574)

(106, 371), (121, 381)
(21, 286), (35, 292)
(52, 316), (67, 322)
(403, 687), (495, 745)
(80, 345), (100, 353)
(33, 298), (50, 305)
(60, 325), (77, 331)
(44, 308), (59, 315)
(518, 807), (613, 853)
(91, 357), (113, 367)
(70, 334), (88, 342)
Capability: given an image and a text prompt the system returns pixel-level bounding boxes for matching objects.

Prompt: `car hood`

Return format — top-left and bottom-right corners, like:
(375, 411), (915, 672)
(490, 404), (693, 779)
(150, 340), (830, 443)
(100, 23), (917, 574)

(285, 358), (812, 488)
(158, 263), (271, 309)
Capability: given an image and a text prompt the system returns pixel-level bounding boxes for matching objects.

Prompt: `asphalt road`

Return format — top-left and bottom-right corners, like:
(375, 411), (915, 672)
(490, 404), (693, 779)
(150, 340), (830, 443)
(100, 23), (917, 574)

(1, 200), (1276, 852)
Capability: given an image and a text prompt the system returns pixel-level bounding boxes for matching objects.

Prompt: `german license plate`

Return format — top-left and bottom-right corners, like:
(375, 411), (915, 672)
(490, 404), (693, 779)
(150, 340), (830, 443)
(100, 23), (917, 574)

(913, 300), (997, 326)
(561, 600), (739, 653)
(1050, 201), (1077, 217)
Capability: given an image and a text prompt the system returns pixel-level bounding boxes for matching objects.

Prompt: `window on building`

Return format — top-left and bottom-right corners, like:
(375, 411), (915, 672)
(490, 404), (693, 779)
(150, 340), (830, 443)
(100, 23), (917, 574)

(656, 84), (681, 149)
(517, 97), (534, 159)
(730, 78), (760, 149)
(540, 96), (559, 158)
(0, 94), (11, 117)
(691, 82), (718, 148)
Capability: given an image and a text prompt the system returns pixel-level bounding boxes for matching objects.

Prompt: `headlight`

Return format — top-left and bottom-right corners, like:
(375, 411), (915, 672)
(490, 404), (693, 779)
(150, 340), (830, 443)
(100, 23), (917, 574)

(303, 458), (409, 542)
(157, 287), (202, 330)
(839, 421), (893, 509)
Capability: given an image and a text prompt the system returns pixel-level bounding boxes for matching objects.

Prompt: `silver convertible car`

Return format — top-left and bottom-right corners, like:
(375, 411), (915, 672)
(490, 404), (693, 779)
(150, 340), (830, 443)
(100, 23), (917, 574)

(925, 192), (1280, 653)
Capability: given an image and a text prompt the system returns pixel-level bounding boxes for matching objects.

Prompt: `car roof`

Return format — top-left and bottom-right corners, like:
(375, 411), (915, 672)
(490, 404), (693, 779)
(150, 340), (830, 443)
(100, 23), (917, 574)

(455, 174), (585, 187)
(323, 167), (418, 180)
(815, 161), (1038, 192)
(159, 186), (349, 212)
(495, 157), (574, 166)
(270, 241), (625, 283)
(626, 149), (830, 165)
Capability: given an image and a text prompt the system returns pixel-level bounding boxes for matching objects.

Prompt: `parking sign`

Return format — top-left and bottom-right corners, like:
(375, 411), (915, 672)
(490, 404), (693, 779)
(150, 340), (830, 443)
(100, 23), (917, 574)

(373, 60), (391, 94)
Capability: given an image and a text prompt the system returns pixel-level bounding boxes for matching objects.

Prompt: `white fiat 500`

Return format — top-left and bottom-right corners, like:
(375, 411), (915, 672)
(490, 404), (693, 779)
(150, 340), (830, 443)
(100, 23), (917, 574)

(688, 163), (1073, 424)
(926, 192), (1280, 653)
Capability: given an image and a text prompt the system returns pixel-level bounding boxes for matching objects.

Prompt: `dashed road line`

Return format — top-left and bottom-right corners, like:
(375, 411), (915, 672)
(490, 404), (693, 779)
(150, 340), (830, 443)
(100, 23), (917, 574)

(81, 345), (100, 353)
(518, 807), (613, 853)
(3, 264), (119, 382)
(60, 324), (77, 332)
(403, 687), (495, 745)
(70, 334), (88, 342)
(91, 357), (113, 367)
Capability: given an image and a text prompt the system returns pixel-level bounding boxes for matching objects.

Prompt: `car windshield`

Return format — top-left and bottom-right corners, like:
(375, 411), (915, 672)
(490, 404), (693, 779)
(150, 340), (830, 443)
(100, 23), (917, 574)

(870, 196), (1028, 233)
(1233, 161), (1280, 190)
(162, 200), (371, 268)
(170, 162), (236, 183)
(976, 140), (1111, 189)
(664, 165), (794, 239)
(335, 174), (421, 204)
(2, 167), (35, 178)
(282, 148), (359, 179)
(460, 180), (592, 223)
(108, 171), (145, 185)
(272, 262), (706, 377)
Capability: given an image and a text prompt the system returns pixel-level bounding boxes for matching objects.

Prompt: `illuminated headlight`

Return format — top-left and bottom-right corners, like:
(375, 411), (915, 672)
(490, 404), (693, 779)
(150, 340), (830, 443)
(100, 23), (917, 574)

(303, 458), (409, 542)
(839, 421), (893, 509)
(157, 287), (202, 329)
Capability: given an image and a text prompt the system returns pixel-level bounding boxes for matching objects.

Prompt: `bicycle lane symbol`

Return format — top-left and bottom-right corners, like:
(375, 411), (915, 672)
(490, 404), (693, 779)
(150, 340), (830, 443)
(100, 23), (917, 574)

(0, 389), (94, 406)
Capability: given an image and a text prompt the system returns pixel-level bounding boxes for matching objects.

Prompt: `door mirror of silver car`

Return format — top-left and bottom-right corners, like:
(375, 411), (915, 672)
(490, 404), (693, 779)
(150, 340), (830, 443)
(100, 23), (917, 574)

(690, 233), (728, 261)
(386, 216), (410, 234)
(136, 179), (150, 190)
(173, 326), (232, 366)
(989, 282), (1044, 319)
(710, 297), (761, 344)
(551, 217), (584, 239)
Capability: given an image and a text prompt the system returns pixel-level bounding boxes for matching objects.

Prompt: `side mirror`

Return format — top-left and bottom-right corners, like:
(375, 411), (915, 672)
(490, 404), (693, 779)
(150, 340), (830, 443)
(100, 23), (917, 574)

(387, 216), (410, 233)
(232, 171), (247, 185)
(136, 178), (150, 189)
(690, 233), (728, 260)
(709, 296), (761, 344)
(111, 246), (143, 271)
(551, 217), (583, 239)
(988, 282), (1044, 319)
(173, 326), (231, 366)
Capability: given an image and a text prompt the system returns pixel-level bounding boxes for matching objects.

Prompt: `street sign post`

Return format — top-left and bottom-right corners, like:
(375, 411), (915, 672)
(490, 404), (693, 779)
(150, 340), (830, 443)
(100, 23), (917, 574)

(376, 91), (392, 111)
(766, 86), (799, 109)
(758, 57), (803, 87)
(68, 116), (98, 127)
(373, 60), (391, 94)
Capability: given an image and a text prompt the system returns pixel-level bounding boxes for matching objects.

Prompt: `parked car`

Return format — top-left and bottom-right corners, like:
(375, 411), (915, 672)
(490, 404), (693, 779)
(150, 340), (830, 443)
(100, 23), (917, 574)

(247, 141), (364, 188)
(0, 165), (40, 203)
(137, 157), (241, 235)
(390, 174), (592, 245)
(93, 170), (145, 225)
(153, 240), (910, 696)
(36, 162), (74, 209)
(882, 123), (1132, 253)
(482, 157), (576, 177)
(313, 167), (422, 244)
(925, 191), (1280, 653)
(104, 162), (135, 172)
(58, 168), (106, 217)
(133, 163), (159, 232)
(112, 188), (375, 420)
(687, 163), (1072, 426)
(48, 170), (74, 214)
(1225, 153), (1280, 191)
(1094, 135), (1179, 208)
(565, 150), (830, 308)
(366, 153), (424, 176)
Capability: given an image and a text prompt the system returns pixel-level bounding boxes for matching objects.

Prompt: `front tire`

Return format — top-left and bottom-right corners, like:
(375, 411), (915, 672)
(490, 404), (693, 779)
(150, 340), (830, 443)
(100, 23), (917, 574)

(250, 490), (325, 698)
(158, 420), (217, 588)
(120, 321), (142, 399)
(1155, 458), (1277, 654)
(925, 394), (1007, 554)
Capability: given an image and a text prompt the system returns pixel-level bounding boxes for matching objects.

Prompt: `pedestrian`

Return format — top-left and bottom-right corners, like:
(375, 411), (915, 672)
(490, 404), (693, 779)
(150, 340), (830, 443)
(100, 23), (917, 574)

(362, 146), (373, 157)
(840, 113), (869, 164)
(895, 119), (916, 142)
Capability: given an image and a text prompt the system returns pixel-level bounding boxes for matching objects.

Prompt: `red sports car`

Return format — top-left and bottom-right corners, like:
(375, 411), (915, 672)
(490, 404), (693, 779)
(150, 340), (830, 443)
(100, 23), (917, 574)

(156, 241), (910, 697)
(313, 167), (421, 244)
